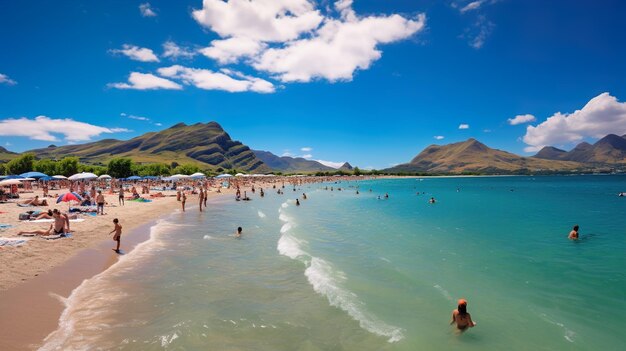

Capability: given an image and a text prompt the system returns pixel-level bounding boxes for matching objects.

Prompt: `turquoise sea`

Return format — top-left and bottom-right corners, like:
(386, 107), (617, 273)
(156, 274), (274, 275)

(40, 176), (626, 350)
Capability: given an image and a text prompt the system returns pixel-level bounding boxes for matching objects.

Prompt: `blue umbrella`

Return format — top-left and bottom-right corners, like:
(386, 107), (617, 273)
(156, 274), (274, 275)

(40, 176), (55, 181)
(142, 176), (159, 180)
(127, 176), (142, 181)
(20, 171), (49, 179)
(5, 175), (25, 180)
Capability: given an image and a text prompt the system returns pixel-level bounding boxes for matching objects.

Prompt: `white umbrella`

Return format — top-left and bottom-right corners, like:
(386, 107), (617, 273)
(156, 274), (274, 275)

(52, 175), (68, 179)
(0, 179), (22, 186)
(215, 173), (233, 179)
(190, 172), (206, 178)
(68, 172), (98, 181)
(169, 174), (191, 180)
(21, 177), (36, 181)
(98, 174), (112, 179)
(235, 173), (245, 177)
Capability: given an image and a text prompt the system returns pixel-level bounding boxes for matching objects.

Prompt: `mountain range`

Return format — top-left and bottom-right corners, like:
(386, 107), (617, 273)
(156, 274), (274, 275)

(252, 150), (336, 172)
(25, 122), (271, 173)
(533, 134), (626, 164)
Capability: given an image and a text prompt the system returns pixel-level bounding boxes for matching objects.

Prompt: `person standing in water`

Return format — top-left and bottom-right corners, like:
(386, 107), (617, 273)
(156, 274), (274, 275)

(198, 188), (204, 212)
(450, 299), (476, 331)
(109, 218), (122, 253)
(568, 225), (579, 240)
(181, 191), (187, 212)
(235, 226), (242, 238)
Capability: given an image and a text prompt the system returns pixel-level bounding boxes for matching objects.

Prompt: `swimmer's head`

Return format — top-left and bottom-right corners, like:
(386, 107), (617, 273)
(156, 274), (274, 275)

(237, 227), (242, 233)
(458, 299), (468, 315)
(573, 225), (579, 231)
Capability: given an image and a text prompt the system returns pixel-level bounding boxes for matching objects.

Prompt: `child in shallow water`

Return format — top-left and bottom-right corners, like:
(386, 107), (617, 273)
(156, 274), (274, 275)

(109, 218), (122, 253)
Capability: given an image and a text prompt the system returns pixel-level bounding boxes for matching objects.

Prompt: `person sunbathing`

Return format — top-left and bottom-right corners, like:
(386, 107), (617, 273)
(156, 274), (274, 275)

(32, 209), (54, 220)
(18, 224), (53, 236)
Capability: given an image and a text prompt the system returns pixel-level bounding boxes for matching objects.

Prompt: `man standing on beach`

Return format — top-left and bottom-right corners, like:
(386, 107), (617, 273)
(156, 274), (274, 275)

(96, 190), (105, 215)
(119, 186), (125, 206)
(109, 218), (122, 253)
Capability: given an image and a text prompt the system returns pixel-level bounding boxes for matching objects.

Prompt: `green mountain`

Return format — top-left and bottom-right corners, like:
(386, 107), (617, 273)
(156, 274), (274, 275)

(252, 150), (335, 172)
(0, 146), (17, 163)
(26, 122), (270, 172)
(534, 134), (626, 164)
(386, 138), (583, 174)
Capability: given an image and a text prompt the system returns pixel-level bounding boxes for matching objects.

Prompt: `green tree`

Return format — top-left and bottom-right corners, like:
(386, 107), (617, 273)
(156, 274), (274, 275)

(0, 163), (6, 175)
(56, 156), (80, 176)
(172, 163), (200, 175)
(353, 167), (362, 176)
(34, 159), (58, 175)
(5, 153), (35, 174)
(107, 158), (133, 178)
(137, 163), (171, 176)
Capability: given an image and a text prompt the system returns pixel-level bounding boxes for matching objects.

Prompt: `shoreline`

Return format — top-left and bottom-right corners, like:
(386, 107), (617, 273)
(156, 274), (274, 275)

(0, 189), (229, 350)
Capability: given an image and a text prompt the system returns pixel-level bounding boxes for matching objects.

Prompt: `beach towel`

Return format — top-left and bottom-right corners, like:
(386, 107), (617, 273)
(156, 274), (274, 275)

(17, 203), (34, 207)
(130, 198), (152, 203)
(42, 233), (73, 240)
(0, 237), (29, 247)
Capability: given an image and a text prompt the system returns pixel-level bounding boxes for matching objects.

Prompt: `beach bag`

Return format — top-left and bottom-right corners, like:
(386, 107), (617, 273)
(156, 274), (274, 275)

(19, 213), (30, 220)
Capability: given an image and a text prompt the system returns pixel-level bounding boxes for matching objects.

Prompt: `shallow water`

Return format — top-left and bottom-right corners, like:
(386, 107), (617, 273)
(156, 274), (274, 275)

(40, 176), (626, 350)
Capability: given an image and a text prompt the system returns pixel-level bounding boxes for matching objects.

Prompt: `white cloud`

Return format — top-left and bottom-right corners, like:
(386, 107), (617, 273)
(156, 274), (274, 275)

(459, 124), (470, 129)
(523, 92), (626, 152)
(317, 159), (345, 169)
(192, 0), (323, 42)
(157, 65), (275, 93)
(200, 37), (266, 64)
(128, 115), (150, 121)
(155, 123), (163, 126)
(111, 44), (160, 62)
(467, 15), (494, 49)
(0, 116), (129, 142)
(254, 11), (426, 82)
(434, 135), (444, 140)
(5, 142), (11, 146)
(108, 72), (183, 90)
(163, 41), (197, 60)
(460, 0), (485, 13)
(483, 129), (492, 133)
(508, 114), (536, 125)
(281, 151), (293, 157)
(300, 147), (312, 152)
(139, 3), (157, 17)
(0, 73), (17, 85)
(192, 0), (425, 83)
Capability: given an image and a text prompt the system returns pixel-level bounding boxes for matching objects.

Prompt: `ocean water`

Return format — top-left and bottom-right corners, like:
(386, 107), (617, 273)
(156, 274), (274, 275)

(40, 176), (626, 350)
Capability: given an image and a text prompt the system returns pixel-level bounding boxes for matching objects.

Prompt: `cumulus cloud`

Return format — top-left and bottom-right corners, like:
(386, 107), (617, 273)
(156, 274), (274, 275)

(111, 44), (159, 62)
(108, 72), (183, 90)
(192, 0), (323, 42)
(301, 147), (312, 152)
(434, 135), (445, 140)
(139, 3), (157, 17)
(157, 65), (275, 93)
(0, 73), (17, 85)
(193, 0), (425, 82)
(459, 124), (470, 129)
(199, 37), (266, 64)
(523, 92), (626, 152)
(128, 115), (150, 121)
(162, 41), (197, 60)
(0, 116), (129, 142)
(317, 159), (345, 169)
(508, 114), (536, 125)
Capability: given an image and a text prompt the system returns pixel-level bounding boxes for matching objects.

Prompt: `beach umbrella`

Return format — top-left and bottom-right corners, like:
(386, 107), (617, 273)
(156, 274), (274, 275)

(56, 192), (83, 204)
(52, 175), (68, 179)
(68, 172), (98, 181)
(142, 176), (159, 180)
(39, 176), (55, 181)
(98, 174), (112, 179)
(0, 179), (22, 186)
(235, 173), (245, 177)
(170, 174), (191, 180)
(127, 175), (142, 181)
(21, 178), (36, 181)
(215, 174), (233, 179)
(20, 171), (49, 179)
(190, 172), (206, 179)
(5, 175), (25, 180)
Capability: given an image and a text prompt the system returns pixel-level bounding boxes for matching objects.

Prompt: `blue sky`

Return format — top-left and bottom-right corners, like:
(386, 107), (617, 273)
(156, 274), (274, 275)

(1, 0), (626, 169)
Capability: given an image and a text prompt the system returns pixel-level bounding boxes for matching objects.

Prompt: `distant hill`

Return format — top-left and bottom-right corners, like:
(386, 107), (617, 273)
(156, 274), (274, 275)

(533, 134), (626, 164)
(338, 162), (353, 171)
(253, 150), (335, 172)
(386, 138), (582, 174)
(0, 146), (17, 162)
(26, 122), (270, 172)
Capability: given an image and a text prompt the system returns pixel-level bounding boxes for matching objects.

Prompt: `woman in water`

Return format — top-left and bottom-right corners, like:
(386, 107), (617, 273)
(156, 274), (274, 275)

(450, 299), (476, 331)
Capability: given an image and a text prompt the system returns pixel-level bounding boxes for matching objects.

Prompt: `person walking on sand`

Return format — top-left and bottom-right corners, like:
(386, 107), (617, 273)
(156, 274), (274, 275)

(118, 186), (125, 206)
(96, 190), (105, 215)
(181, 192), (187, 212)
(109, 218), (122, 253)
(450, 299), (476, 332)
(568, 225), (579, 240)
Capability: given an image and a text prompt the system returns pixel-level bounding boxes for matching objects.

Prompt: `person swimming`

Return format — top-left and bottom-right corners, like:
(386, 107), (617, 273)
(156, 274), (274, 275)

(568, 225), (579, 240)
(450, 299), (476, 331)
(429, 197), (436, 203)
(296, 198), (300, 206)
(235, 227), (242, 238)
